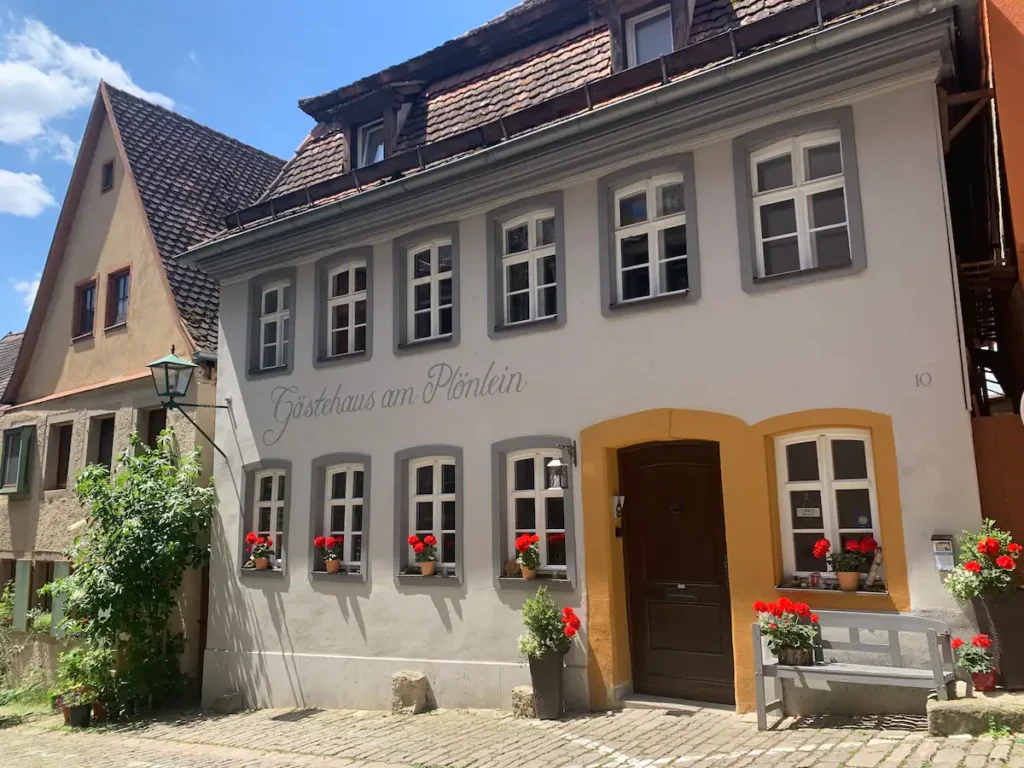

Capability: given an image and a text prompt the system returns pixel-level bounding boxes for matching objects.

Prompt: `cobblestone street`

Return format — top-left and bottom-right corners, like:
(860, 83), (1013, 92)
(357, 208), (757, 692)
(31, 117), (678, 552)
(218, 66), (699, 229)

(1, 705), (1023, 767)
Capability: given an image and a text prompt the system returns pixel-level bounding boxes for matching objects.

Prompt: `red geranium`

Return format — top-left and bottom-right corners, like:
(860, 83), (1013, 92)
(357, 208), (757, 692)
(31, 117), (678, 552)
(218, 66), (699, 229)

(515, 533), (541, 571)
(753, 600), (769, 612)
(810, 613), (819, 624)
(564, 625), (577, 638)
(972, 634), (992, 649)
(325, 536), (337, 548)
(845, 540), (861, 553)
(978, 537), (1001, 556)
(408, 534), (437, 564)
(1009, 543), (1023, 554)
(951, 637), (964, 650)
(859, 537), (878, 554)
(996, 555), (1016, 571)
(812, 538), (831, 559)
(548, 533), (566, 543)
(246, 532), (258, 545)
(247, 532), (273, 561)
(755, 599), (819, 657)
(964, 560), (982, 573)
(423, 534), (437, 547)
(313, 535), (325, 548)
(408, 535), (419, 546)
(560, 606), (582, 639)
(413, 542), (425, 554)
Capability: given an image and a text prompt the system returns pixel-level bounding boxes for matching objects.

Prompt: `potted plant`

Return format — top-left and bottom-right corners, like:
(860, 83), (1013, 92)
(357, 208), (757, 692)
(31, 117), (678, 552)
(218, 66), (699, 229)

(754, 598), (820, 665)
(408, 534), (438, 576)
(952, 634), (996, 691)
(246, 532), (274, 570)
(62, 685), (95, 728)
(943, 520), (1023, 689)
(813, 537), (878, 591)
(518, 585), (581, 719)
(314, 535), (344, 573)
(516, 533), (541, 579)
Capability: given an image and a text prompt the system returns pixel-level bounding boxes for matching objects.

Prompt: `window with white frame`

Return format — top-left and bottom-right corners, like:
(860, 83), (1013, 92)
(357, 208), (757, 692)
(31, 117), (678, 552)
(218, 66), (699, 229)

(358, 120), (385, 168)
(774, 430), (880, 578)
(501, 210), (557, 325)
(614, 173), (688, 302)
(626, 5), (674, 67)
(259, 282), (290, 370)
(410, 457), (457, 568)
(751, 131), (851, 278)
(254, 470), (287, 565)
(507, 450), (567, 572)
(324, 464), (364, 572)
(327, 261), (367, 357)
(407, 240), (453, 342)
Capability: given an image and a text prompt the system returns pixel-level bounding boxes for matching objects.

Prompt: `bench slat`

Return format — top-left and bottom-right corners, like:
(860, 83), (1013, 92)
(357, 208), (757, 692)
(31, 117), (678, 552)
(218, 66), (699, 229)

(813, 610), (950, 634)
(766, 662), (936, 680)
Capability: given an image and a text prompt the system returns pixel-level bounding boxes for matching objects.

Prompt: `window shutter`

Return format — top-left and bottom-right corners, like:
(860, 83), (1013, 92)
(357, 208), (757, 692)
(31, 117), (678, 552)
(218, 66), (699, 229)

(12, 559), (30, 632)
(50, 561), (70, 638)
(16, 426), (34, 495)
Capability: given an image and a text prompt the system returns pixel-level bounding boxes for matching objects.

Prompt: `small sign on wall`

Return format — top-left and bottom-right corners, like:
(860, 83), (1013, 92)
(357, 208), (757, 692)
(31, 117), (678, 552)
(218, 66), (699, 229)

(795, 507), (821, 519)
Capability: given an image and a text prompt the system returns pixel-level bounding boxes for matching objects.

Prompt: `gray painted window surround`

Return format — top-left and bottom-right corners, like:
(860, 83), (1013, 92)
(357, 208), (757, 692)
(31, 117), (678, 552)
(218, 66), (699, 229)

(313, 246), (374, 368)
(309, 453), (371, 583)
(733, 107), (867, 292)
(392, 223), (461, 355)
(239, 458), (292, 579)
(246, 267), (297, 379)
(393, 445), (464, 585)
(485, 192), (567, 338)
(491, 436), (576, 591)
(597, 153), (701, 316)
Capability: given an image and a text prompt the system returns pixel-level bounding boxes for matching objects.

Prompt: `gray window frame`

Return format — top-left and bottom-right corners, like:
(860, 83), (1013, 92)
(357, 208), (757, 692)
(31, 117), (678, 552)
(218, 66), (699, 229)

(393, 445), (463, 585)
(313, 247), (373, 368)
(597, 153), (701, 316)
(247, 267), (297, 379)
(309, 453), (371, 583)
(491, 436), (577, 590)
(733, 107), (867, 292)
(485, 192), (567, 338)
(239, 458), (292, 579)
(392, 223), (460, 355)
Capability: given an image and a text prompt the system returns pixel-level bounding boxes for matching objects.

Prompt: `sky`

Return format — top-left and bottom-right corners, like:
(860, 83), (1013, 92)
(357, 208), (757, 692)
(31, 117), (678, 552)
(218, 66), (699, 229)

(0, 0), (516, 337)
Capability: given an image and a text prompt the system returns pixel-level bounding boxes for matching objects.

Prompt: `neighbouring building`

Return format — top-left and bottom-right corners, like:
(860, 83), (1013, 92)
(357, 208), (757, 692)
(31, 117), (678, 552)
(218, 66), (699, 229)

(186, 0), (992, 714)
(0, 83), (283, 686)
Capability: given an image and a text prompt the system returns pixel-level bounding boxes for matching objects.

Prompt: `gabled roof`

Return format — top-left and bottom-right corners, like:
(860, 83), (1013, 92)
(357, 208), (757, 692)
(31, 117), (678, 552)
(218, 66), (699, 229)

(0, 332), (24, 404)
(104, 85), (285, 351)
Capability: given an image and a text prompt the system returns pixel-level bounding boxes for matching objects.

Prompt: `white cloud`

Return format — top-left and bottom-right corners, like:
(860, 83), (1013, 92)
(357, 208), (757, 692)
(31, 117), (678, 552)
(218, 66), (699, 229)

(0, 18), (173, 162)
(10, 273), (41, 313)
(0, 169), (54, 216)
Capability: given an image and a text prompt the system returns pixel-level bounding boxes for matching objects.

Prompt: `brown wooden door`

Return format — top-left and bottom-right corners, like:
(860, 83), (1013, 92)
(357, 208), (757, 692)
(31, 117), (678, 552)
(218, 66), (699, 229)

(620, 441), (734, 704)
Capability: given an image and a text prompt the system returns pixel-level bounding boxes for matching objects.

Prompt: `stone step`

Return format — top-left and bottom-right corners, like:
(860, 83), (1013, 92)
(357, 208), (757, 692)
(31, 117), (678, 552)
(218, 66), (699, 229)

(927, 690), (1024, 735)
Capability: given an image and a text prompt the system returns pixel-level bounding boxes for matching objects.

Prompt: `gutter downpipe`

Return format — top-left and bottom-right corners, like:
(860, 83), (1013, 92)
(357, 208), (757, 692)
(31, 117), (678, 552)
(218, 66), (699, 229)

(184, 0), (956, 271)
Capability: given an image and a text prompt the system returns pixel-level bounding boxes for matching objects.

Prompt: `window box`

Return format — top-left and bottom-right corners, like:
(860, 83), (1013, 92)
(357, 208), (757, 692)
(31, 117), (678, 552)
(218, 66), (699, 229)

(0, 426), (34, 497)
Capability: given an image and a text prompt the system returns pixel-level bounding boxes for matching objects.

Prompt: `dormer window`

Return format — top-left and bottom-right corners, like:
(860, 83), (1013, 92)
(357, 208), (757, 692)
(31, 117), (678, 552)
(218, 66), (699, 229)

(357, 120), (385, 168)
(626, 5), (674, 67)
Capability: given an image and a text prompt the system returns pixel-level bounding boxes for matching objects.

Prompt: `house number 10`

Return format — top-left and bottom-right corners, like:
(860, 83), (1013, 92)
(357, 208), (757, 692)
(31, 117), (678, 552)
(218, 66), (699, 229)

(915, 372), (933, 388)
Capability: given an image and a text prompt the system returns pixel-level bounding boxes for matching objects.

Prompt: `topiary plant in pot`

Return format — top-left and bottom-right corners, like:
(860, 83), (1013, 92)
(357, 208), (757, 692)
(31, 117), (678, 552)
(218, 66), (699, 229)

(518, 585), (581, 720)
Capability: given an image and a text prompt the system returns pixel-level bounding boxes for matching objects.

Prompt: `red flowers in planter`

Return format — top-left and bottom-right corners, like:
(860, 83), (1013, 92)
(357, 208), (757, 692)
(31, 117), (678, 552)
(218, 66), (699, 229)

(408, 534), (437, 563)
(561, 606), (582, 638)
(996, 555), (1016, 571)
(978, 537), (1001, 556)
(516, 533), (540, 553)
(965, 560), (982, 573)
(973, 634), (992, 649)
(812, 539), (831, 559)
(754, 598), (819, 656)
(952, 637), (964, 650)
(245, 532), (274, 560)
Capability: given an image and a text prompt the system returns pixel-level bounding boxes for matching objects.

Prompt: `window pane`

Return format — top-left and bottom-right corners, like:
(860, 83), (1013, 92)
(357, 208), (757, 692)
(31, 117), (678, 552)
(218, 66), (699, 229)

(620, 234), (649, 268)
(505, 223), (529, 254)
(814, 227), (851, 269)
(806, 142), (842, 180)
(438, 244), (453, 273)
(622, 268), (651, 301)
(354, 266), (367, 292)
(507, 293), (530, 323)
(756, 154), (793, 192)
(414, 312), (431, 340)
(441, 464), (456, 494)
(263, 321), (278, 344)
(332, 270), (349, 297)
(514, 458), (535, 491)
(415, 501), (433, 531)
(354, 326), (366, 353)
(545, 497), (565, 530)
(352, 505), (363, 532)
(618, 192), (647, 226)
(785, 441), (819, 482)
(261, 339), (278, 366)
(538, 286), (557, 318)
(538, 255), (556, 286)
(548, 533), (567, 566)
(351, 534), (362, 563)
(442, 533), (456, 564)
(515, 497), (536, 530)
(837, 489), (872, 529)
(832, 439), (868, 480)
(331, 505), (345, 532)
(794, 533), (826, 572)
(281, 315), (290, 344)
(809, 188), (846, 229)
(414, 283), (431, 311)
(442, 500), (456, 530)
(439, 278), (452, 307)
(439, 307), (453, 336)
(632, 9), (673, 65)
(258, 506), (271, 531)
(658, 182), (685, 216)
(352, 471), (364, 499)
(763, 237), (801, 276)
(759, 199), (797, 238)
(277, 476), (286, 502)
(259, 475), (274, 502)
(331, 330), (348, 357)
(333, 303), (350, 331)
(354, 300), (366, 325)
(416, 465), (433, 495)
(662, 258), (688, 294)
(506, 262), (529, 292)
(537, 217), (555, 247)
(789, 490), (823, 530)
(331, 472), (346, 500)
(263, 290), (278, 315)
(2, 434), (19, 487)
(413, 250), (431, 278)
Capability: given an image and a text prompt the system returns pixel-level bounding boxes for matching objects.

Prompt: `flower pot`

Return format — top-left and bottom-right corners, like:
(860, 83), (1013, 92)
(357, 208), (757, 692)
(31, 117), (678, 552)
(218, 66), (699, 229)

(92, 701), (107, 723)
(528, 653), (565, 720)
(325, 559), (341, 574)
(254, 558), (270, 571)
(972, 670), (997, 692)
(777, 646), (814, 666)
(62, 706), (70, 725)
(420, 560), (436, 577)
(68, 704), (91, 728)
(836, 571), (860, 592)
(521, 566), (537, 580)
(973, 588), (1024, 690)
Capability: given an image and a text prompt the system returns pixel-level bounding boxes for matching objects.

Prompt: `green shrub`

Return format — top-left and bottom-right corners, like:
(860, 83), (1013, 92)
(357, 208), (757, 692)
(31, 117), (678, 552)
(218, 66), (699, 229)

(29, 612), (51, 635)
(517, 585), (580, 659)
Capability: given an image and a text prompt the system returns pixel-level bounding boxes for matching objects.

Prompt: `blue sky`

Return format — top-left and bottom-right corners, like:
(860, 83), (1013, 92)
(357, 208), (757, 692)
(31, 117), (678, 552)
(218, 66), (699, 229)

(0, 0), (515, 337)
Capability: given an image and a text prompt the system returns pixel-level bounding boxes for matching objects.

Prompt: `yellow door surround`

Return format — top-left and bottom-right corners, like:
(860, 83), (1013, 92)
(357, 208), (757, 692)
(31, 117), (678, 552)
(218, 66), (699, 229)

(580, 408), (909, 713)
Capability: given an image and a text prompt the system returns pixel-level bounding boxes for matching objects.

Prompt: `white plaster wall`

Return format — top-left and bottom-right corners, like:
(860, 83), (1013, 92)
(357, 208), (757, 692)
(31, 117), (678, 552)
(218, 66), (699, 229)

(204, 76), (982, 710)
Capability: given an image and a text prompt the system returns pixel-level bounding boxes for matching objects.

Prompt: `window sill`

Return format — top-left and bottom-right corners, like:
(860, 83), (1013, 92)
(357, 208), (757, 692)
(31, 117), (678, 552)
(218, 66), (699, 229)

(311, 570), (365, 583)
(70, 331), (94, 344)
(314, 350), (370, 369)
(491, 315), (562, 339)
(776, 585), (888, 596)
(395, 335), (456, 356)
(0, 486), (27, 497)
(246, 364), (291, 380)
(397, 572), (460, 586)
(497, 575), (574, 591)
(748, 259), (859, 293)
(239, 567), (285, 579)
(606, 289), (693, 316)
(103, 321), (128, 334)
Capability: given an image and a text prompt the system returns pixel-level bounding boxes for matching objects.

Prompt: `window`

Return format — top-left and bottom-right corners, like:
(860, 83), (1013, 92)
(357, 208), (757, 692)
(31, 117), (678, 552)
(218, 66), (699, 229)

(322, 464), (365, 573)
(0, 427), (33, 495)
(614, 173), (688, 302)
(45, 423), (73, 491)
(408, 240), (453, 343)
(507, 450), (567, 573)
(89, 416), (116, 473)
(143, 408), (167, 449)
(500, 210), (558, 325)
(327, 261), (367, 357)
(101, 161), (114, 192)
(73, 280), (96, 338)
(357, 120), (385, 168)
(253, 470), (287, 567)
(774, 430), (881, 578)
(411, 457), (457, 569)
(105, 268), (131, 327)
(626, 5), (674, 67)
(259, 282), (290, 371)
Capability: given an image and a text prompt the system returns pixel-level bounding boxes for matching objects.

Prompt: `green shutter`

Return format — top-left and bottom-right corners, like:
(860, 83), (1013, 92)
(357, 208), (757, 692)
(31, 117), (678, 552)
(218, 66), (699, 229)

(12, 560), (30, 632)
(0, 426), (34, 496)
(50, 561), (70, 638)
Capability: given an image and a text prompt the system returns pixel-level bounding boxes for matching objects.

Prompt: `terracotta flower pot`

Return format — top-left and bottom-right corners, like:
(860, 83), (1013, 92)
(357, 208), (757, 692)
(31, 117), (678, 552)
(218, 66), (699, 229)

(972, 670), (997, 692)
(836, 571), (860, 592)
(254, 558), (269, 571)
(92, 701), (107, 723)
(777, 646), (814, 666)
(420, 560), (436, 577)
(62, 707), (70, 725)
(325, 559), (341, 574)
(521, 566), (537, 580)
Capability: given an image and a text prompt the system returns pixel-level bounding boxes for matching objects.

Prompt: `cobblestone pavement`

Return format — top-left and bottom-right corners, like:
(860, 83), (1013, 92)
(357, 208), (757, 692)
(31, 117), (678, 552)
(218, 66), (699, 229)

(1, 705), (1023, 767)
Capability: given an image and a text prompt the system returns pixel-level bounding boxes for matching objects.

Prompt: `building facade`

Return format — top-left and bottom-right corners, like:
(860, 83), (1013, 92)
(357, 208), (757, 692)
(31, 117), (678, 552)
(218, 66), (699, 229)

(189, 0), (984, 714)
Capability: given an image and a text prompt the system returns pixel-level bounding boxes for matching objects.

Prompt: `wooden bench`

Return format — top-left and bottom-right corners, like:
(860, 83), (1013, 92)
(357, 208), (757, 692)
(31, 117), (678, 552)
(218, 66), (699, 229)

(753, 610), (968, 730)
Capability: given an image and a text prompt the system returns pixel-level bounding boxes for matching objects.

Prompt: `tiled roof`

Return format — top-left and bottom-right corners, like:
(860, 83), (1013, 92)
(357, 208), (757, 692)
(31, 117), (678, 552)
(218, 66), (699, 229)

(0, 331), (24, 402)
(105, 85), (285, 351)
(261, 0), (811, 203)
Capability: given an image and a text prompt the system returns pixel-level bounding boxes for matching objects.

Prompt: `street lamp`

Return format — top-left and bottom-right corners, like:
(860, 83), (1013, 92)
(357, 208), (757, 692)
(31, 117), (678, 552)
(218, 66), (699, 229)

(146, 346), (229, 460)
(546, 440), (578, 488)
